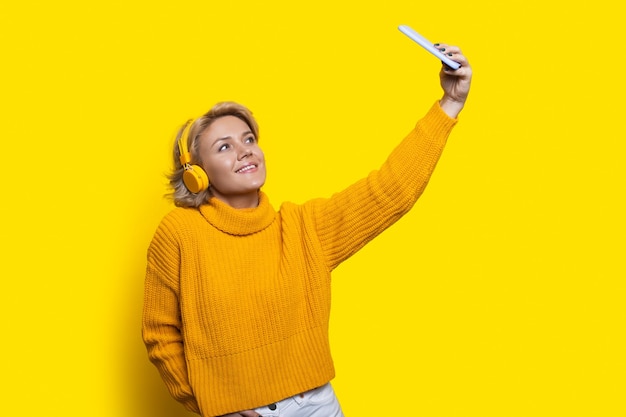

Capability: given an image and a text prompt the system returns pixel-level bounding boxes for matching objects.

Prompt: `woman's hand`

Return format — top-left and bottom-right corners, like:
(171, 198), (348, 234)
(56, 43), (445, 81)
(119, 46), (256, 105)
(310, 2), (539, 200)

(219, 410), (262, 417)
(435, 44), (472, 119)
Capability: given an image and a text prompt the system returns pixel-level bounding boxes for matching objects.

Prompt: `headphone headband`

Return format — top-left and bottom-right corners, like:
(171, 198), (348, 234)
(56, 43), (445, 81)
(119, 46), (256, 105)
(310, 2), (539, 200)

(177, 119), (195, 166)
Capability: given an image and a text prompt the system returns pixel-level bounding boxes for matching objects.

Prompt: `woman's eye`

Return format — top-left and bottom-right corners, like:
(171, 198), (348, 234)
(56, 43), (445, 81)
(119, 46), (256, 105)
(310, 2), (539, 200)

(218, 144), (229, 152)
(245, 136), (256, 143)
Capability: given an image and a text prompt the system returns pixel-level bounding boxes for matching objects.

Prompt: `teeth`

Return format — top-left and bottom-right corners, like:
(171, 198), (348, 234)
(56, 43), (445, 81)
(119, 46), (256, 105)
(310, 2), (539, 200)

(237, 165), (255, 173)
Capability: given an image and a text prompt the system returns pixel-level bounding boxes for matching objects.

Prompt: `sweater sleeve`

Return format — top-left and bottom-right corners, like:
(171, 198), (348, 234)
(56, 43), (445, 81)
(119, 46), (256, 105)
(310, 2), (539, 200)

(142, 218), (200, 414)
(311, 102), (457, 271)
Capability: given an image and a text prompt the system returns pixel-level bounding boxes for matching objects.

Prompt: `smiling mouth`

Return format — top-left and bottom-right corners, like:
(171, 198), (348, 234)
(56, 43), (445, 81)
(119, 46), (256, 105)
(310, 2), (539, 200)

(236, 164), (257, 173)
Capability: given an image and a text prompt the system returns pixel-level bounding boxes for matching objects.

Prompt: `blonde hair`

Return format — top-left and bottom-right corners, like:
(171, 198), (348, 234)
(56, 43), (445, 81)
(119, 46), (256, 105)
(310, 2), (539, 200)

(166, 102), (260, 208)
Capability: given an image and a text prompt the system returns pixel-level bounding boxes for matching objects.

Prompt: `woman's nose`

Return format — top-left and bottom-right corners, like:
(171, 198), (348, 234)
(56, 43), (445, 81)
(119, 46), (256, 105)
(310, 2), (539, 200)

(237, 147), (252, 159)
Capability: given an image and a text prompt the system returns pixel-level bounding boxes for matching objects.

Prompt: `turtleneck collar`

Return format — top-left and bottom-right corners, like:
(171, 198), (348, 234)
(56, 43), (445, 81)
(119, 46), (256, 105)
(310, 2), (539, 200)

(199, 191), (276, 236)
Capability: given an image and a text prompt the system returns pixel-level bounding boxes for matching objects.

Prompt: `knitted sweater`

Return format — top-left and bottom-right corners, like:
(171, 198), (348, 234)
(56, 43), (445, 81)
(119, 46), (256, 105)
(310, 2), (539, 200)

(142, 102), (457, 416)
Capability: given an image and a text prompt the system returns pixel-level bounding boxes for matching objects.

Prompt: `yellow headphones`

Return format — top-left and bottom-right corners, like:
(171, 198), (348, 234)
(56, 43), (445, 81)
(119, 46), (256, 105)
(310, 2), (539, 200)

(177, 119), (210, 194)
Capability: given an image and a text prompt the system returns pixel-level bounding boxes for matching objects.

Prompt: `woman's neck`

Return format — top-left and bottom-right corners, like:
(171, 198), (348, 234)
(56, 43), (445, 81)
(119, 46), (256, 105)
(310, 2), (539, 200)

(210, 191), (260, 209)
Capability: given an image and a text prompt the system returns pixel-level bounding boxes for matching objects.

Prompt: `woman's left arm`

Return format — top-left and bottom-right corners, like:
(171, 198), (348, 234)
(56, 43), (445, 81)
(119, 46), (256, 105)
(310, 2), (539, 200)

(310, 45), (472, 271)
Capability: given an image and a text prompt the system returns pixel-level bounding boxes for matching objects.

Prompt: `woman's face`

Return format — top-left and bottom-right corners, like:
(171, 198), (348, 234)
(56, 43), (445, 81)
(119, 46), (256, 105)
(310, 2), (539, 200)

(197, 115), (266, 208)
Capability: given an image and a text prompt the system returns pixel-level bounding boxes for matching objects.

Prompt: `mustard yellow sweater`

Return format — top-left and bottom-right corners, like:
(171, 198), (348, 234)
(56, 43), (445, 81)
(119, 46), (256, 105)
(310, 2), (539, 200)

(142, 102), (457, 416)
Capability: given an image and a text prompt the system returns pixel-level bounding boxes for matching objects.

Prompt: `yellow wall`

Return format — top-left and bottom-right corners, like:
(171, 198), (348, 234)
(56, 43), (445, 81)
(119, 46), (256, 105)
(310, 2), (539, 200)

(2, 1), (624, 416)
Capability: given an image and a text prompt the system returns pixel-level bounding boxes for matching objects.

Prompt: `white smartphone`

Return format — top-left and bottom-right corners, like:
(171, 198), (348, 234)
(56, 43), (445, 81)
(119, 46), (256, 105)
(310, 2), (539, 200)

(398, 25), (461, 70)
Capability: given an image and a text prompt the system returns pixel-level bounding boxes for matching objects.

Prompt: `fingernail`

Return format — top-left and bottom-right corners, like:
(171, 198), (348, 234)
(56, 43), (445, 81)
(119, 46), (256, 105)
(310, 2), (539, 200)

(434, 43), (440, 46)
(439, 48), (446, 52)
(447, 53), (453, 56)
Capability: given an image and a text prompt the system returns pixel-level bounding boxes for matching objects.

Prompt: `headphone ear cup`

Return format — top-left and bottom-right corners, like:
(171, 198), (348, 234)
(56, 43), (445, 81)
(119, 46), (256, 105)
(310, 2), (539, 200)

(183, 164), (210, 194)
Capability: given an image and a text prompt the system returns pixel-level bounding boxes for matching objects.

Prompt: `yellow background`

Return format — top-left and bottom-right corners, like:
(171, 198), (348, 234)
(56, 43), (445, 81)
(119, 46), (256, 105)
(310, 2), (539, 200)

(1, 1), (624, 416)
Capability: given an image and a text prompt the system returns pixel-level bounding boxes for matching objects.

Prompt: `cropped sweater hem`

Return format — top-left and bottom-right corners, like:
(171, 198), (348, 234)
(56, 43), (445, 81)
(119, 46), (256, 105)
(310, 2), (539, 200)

(188, 325), (334, 415)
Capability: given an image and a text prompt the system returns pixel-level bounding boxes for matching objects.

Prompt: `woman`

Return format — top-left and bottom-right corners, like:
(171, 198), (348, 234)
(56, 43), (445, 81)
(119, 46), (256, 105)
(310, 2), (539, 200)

(143, 44), (472, 417)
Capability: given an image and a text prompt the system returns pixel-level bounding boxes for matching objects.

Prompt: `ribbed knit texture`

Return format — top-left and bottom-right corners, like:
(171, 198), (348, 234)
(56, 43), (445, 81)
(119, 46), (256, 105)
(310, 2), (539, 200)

(142, 102), (457, 416)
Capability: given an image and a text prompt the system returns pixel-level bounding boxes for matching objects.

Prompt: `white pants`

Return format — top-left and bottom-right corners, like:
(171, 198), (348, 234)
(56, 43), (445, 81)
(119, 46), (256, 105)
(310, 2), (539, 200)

(253, 383), (344, 417)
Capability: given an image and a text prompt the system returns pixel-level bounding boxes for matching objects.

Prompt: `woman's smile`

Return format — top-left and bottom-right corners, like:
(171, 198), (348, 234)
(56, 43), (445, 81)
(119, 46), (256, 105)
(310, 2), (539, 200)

(236, 163), (258, 174)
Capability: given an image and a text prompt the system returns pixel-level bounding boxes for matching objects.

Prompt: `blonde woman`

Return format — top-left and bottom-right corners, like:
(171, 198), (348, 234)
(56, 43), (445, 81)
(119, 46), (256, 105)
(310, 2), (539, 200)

(143, 44), (472, 417)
